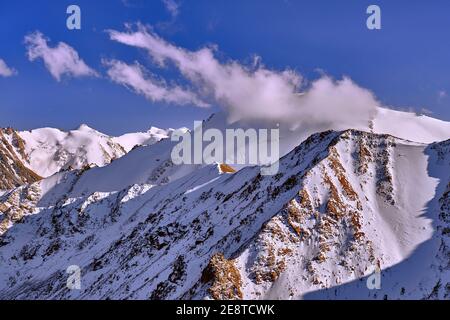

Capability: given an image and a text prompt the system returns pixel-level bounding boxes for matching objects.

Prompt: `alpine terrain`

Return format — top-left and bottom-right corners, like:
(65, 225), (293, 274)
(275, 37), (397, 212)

(0, 107), (449, 300)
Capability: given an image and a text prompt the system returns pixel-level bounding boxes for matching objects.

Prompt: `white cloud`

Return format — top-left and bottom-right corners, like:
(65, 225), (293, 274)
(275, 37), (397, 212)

(25, 31), (98, 81)
(0, 58), (17, 77)
(121, 0), (143, 8)
(121, 0), (133, 7)
(108, 24), (379, 129)
(162, 0), (180, 18)
(103, 59), (208, 107)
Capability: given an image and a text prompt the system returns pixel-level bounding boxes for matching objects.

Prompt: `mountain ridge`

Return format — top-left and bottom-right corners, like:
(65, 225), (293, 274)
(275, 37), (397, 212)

(0, 128), (448, 299)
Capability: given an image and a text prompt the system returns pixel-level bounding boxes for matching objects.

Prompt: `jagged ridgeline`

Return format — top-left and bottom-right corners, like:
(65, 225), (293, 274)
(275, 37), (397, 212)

(0, 127), (448, 300)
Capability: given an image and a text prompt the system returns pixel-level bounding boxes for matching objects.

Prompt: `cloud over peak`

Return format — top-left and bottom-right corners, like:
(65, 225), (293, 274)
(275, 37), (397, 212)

(25, 31), (98, 81)
(107, 24), (378, 129)
(0, 58), (17, 77)
(103, 59), (208, 107)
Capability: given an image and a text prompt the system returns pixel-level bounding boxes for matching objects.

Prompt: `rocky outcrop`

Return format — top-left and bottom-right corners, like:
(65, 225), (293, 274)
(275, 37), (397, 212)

(0, 128), (41, 190)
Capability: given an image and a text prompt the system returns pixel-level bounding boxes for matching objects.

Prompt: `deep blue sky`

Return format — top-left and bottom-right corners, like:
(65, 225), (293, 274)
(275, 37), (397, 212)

(0, 0), (449, 135)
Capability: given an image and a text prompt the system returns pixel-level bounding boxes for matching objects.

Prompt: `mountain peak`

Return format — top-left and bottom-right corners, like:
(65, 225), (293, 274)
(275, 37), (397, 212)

(76, 123), (95, 132)
(147, 126), (166, 135)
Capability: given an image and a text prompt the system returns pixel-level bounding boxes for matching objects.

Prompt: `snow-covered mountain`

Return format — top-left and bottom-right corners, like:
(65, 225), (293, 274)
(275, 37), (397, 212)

(0, 124), (176, 189)
(0, 108), (448, 300)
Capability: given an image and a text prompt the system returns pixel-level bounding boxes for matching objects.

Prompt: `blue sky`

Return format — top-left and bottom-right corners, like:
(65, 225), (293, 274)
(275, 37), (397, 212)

(0, 0), (449, 135)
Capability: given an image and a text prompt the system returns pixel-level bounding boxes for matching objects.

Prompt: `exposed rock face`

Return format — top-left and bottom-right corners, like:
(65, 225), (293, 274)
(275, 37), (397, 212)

(0, 128), (41, 190)
(0, 183), (41, 235)
(0, 130), (448, 300)
(200, 253), (243, 300)
(218, 164), (236, 174)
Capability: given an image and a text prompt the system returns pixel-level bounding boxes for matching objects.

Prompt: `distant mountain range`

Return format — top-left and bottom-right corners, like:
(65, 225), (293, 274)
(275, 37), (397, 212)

(0, 124), (178, 189)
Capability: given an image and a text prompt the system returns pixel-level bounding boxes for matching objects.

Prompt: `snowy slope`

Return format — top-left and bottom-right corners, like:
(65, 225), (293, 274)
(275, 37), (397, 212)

(112, 127), (182, 152)
(372, 107), (450, 144)
(0, 129), (448, 300)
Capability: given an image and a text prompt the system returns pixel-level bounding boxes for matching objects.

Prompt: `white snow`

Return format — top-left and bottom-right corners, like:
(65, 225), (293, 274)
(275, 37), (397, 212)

(112, 126), (180, 152)
(373, 107), (450, 144)
(0, 107), (449, 300)
(17, 125), (175, 177)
